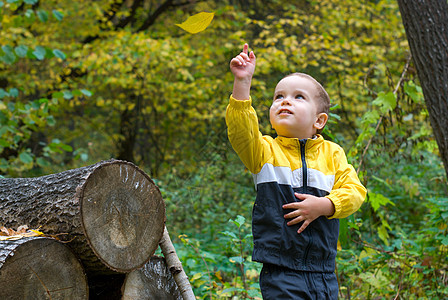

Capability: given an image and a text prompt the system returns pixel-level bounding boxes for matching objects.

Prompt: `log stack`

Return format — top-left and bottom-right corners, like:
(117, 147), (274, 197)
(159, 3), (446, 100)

(0, 236), (88, 299)
(122, 256), (182, 300)
(0, 159), (191, 299)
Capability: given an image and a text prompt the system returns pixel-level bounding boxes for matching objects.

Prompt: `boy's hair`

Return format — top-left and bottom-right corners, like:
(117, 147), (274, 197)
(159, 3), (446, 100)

(284, 73), (331, 134)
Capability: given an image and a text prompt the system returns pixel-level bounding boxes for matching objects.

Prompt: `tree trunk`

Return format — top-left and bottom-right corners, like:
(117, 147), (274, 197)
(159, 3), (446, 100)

(0, 236), (88, 299)
(0, 159), (165, 276)
(122, 256), (182, 300)
(397, 0), (448, 178)
(117, 102), (139, 163)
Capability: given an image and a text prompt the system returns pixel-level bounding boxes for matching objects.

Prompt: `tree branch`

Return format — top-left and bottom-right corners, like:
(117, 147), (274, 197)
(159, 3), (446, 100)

(159, 226), (195, 300)
(356, 54), (412, 174)
(82, 0), (126, 44)
(115, 0), (144, 29)
(136, 0), (174, 32)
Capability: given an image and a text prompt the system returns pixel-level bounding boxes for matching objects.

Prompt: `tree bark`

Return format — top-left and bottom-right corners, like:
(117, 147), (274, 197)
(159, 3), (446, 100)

(0, 237), (88, 299)
(397, 0), (448, 178)
(122, 256), (182, 300)
(0, 159), (165, 276)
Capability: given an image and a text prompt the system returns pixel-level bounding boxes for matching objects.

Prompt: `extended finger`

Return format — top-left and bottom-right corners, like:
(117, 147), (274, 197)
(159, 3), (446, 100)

(297, 220), (311, 234)
(284, 210), (300, 219)
(283, 202), (301, 209)
(294, 193), (307, 200)
(287, 215), (305, 226)
(243, 43), (248, 54)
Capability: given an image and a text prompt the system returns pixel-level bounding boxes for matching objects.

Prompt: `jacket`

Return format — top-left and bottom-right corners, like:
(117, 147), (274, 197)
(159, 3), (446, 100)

(226, 95), (366, 272)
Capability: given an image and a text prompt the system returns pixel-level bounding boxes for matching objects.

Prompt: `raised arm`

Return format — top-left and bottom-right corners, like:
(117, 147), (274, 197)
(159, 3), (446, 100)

(230, 43), (256, 100)
(226, 43), (267, 174)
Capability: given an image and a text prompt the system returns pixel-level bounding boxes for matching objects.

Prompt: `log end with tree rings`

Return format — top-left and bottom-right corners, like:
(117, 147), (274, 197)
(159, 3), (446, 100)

(78, 160), (165, 273)
(122, 256), (182, 300)
(0, 237), (88, 299)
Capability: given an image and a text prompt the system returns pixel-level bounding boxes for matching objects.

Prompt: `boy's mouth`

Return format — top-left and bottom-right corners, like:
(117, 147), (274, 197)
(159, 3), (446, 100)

(278, 109), (293, 115)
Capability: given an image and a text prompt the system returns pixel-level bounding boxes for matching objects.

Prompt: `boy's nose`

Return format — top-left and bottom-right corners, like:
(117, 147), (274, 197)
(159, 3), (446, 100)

(280, 98), (291, 105)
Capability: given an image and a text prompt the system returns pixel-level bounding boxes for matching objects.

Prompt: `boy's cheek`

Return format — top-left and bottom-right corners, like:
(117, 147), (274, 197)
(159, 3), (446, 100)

(268, 110), (276, 126)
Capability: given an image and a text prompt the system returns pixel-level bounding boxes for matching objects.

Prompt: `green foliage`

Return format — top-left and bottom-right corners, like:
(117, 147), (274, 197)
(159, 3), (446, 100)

(174, 213), (261, 299)
(338, 194), (448, 299)
(0, 0), (85, 176)
(336, 144), (447, 299)
(220, 215), (261, 299)
(156, 148), (261, 298)
(0, 0), (90, 176)
(1, 0), (447, 299)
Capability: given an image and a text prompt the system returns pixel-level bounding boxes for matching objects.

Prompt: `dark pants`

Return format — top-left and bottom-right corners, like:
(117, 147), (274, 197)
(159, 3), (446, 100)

(259, 263), (339, 299)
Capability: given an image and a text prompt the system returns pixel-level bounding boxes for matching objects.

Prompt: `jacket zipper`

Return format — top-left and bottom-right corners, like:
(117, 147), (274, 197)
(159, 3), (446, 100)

(299, 139), (312, 269)
(299, 139), (308, 194)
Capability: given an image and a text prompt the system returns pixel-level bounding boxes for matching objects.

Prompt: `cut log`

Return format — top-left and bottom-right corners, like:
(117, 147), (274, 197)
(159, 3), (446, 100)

(122, 256), (182, 300)
(0, 159), (165, 276)
(0, 236), (88, 299)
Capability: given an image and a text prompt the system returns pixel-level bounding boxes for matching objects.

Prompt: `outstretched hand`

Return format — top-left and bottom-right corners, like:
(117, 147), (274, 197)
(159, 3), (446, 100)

(283, 193), (335, 234)
(230, 43), (256, 81)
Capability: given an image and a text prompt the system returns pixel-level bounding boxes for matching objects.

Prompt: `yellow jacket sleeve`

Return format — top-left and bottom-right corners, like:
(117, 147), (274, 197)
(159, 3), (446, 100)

(225, 95), (270, 174)
(326, 147), (366, 219)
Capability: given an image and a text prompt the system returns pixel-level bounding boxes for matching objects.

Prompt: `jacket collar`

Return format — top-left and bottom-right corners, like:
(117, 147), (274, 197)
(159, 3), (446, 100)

(275, 134), (324, 151)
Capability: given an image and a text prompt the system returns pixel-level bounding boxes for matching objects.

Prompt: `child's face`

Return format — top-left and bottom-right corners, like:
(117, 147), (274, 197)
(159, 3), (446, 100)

(269, 75), (327, 139)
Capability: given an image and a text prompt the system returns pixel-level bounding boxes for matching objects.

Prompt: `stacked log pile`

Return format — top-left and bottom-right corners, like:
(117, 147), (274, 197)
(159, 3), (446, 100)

(0, 159), (193, 299)
(0, 236), (88, 299)
(122, 256), (182, 300)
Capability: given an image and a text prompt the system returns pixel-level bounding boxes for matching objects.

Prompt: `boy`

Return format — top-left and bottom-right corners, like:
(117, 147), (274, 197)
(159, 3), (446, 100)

(226, 43), (366, 299)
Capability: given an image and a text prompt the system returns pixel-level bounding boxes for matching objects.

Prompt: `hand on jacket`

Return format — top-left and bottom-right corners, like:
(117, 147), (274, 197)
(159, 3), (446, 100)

(283, 193), (336, 234)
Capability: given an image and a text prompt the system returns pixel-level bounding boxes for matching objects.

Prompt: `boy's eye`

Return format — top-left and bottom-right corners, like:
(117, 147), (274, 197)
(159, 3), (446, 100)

(275, 94), (284, 100)
(295, 94), (304, 99)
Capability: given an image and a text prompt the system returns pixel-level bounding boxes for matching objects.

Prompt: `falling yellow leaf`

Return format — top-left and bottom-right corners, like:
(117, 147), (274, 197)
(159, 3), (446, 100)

(176, 12), (214, 34)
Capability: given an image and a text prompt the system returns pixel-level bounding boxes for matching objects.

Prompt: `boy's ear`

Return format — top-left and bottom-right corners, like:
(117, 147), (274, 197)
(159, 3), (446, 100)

(314, 113), (328, 130)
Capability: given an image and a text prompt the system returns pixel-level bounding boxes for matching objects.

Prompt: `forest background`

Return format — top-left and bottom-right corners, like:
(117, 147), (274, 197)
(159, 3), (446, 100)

(1, 0), (447, 299)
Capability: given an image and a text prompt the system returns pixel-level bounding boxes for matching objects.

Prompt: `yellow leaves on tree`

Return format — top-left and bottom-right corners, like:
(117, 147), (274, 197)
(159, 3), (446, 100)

(176, 12), (214, 34)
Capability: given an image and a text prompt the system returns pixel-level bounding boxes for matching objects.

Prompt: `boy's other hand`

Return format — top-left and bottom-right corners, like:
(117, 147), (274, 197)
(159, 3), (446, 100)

(283, 193), (336, 234)
(230, 43), (256, 81)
